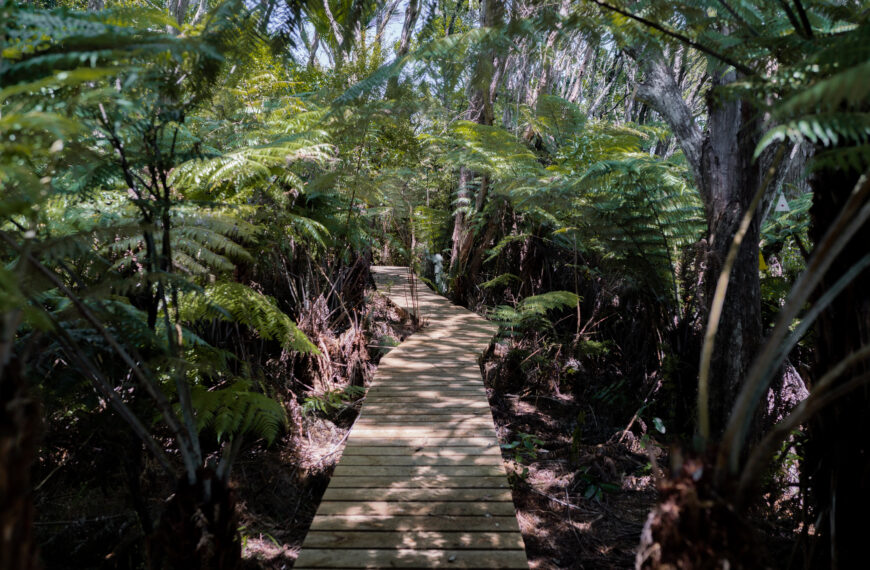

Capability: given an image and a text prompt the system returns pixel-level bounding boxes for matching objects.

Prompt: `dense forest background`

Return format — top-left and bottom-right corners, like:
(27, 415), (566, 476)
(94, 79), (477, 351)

(2, 0), (869, 568)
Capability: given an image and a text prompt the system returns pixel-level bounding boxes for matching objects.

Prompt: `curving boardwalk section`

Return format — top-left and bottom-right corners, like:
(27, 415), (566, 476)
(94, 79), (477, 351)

(295, 266), (528, 569)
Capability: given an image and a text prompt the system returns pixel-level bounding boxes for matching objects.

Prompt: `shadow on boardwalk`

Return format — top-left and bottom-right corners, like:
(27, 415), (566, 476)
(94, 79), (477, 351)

(294, 266), (528, 569)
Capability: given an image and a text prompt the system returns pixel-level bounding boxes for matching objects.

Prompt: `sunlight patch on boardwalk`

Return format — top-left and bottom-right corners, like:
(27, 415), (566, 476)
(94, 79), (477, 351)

(294, 266), (528, 569)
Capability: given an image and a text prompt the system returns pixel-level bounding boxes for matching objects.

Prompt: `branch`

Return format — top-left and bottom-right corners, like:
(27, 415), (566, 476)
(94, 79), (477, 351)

(586, 0), (754, 76)
(776, 0), (807, 39)
(791, 0), (814, 39)
(626, 46), (703, 180)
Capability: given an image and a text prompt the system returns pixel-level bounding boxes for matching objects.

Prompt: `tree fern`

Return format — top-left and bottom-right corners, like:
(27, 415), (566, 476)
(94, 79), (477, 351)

(190, 380), (287, 445)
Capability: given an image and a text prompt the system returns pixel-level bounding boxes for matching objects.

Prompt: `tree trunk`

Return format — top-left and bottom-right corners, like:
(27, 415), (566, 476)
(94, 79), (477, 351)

(631, 47), (763, 437)
(803, 166), (870, 569)
(696, 71), (763, 438)
(385, 0), (420, 98)
(0, 357), (41, 570)
(449, 0), (503, 293)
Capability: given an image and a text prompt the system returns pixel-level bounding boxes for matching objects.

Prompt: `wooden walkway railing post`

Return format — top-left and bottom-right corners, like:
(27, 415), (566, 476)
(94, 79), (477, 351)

(294, 266), (528, 569)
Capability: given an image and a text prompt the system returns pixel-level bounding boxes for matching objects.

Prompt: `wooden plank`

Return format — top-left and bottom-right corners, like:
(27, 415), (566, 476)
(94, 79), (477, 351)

(297, 267), (524, 569)
(301, 531), (524, 550)
(374, 366), (485, 376)
(294, 548), (528, 568)
(360, 405), (489, 412)
(364, 390), (486, 398)
(338, 454), (502, 467)
(327, 476), (508, 488)
(359, 406), (490, 415)
(308, 515), (520, 532)
(368, 381), (484, 388)
(331, 464), (505, 478)
(348, 426), (498, 439)
(340, 445), (501, 457)
(315, 501), (516, 517)
(321, 487), (512, 502)
(354, 415), (492, 426)
(343, 436), (497, 447)
(367, 381), (484, 389)
(358, 410), (490, 417)
(357, 410), (489, 417)
(370, 382), (484, 389)
(360, 398), (490, 406)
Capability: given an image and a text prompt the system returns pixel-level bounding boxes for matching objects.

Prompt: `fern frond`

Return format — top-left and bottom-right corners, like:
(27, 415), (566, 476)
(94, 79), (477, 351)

(179, 283), (318, 354)
(191, 380), (287, 445)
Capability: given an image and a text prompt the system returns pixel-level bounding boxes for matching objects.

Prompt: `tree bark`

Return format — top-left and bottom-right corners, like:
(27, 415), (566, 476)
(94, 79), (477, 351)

(696, 70), (764, 439)
(629, 44), (763, 437)
(167, 0), (190, 26)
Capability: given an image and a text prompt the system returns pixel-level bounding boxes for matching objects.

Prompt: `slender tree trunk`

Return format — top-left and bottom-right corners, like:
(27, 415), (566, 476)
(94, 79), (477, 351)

(448, 0), (504, 298)
(386, 0), (420, 98)
(167, 0), (190, 26)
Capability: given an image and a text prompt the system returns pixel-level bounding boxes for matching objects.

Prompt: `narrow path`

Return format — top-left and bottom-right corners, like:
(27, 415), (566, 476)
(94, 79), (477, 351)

(295, 266), (528, 569)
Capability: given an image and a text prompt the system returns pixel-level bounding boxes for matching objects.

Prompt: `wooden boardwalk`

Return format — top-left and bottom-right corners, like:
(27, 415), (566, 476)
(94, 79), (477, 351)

(295, 266), (528, 569)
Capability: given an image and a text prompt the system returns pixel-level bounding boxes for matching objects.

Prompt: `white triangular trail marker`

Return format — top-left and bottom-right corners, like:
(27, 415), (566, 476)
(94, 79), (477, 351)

(775, 193), (790, 212)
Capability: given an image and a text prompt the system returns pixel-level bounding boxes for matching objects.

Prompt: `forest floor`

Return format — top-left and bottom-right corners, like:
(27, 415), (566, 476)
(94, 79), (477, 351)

(33, 286), (659, 569)
(482, 342), (659, 569)
(238, 292), (660, 569)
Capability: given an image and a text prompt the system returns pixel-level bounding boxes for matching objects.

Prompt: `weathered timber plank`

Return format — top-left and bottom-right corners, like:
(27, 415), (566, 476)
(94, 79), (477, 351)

(296, 267), (525, 570)
(348, 426), (498, 439)
(359, 407), (491, 415)
(365, 385), (485, 392)
(294, 548), (528, 568)
(308, 515), (520, 532)
(315, 501), (516, 517)
(354, 416), (492, 427)
(364, 392), (489, 404)
(300, 531), (524, 550)
(342, 436), (497, 446)
(331, 464), (505, 478)
(338, 453), (502, 467)
(321, 487), (512, 502)
(369, 377), (480, 386)
(327, 476), (508, 488)
(357, 411), (490, 418)
(358, 411), (490, 419)
(340, 445), (501, 457)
